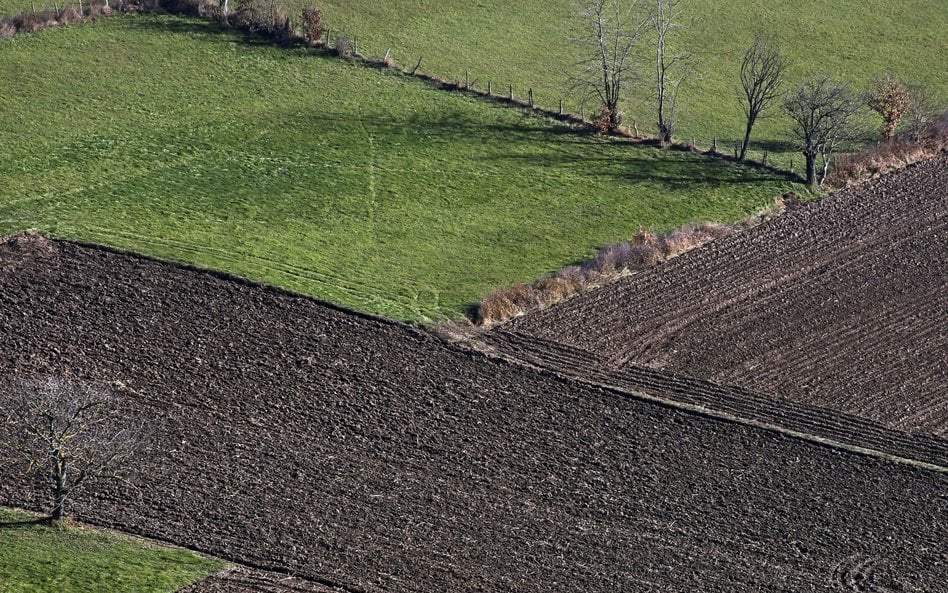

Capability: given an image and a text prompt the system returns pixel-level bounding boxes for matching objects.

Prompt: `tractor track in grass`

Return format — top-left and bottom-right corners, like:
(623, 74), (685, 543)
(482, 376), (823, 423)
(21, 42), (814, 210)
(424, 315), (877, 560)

(0, 232), (945, 592)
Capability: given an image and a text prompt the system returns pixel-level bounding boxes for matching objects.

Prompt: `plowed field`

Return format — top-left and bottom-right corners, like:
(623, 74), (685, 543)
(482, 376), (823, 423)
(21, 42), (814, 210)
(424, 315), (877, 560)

(1, 236), (946, 593)
(504, 155), (948, 439)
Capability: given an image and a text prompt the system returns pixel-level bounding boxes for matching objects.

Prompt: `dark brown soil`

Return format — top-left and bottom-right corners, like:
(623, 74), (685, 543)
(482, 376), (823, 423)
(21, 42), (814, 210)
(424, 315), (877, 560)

(0, 236), (946, 593)
(504, 155), (948, 439)
(181, 566), (345, 593)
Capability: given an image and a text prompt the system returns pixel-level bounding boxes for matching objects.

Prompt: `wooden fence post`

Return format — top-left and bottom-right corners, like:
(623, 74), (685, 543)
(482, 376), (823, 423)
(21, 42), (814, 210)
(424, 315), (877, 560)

(528, 88), (534, 107)
(559, 99), (564, 115)
(711, 136), (717, 152)
(762, 150), (768, 166)
(488, 81), (492, 95)
(508, 84), (513, 100)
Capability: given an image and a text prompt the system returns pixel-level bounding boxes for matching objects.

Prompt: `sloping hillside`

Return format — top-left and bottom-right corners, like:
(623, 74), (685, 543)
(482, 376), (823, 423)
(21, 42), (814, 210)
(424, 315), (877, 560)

(0, 234), (945, 593)
(502, 156), (948, 437)
(0, 15), (796, 320)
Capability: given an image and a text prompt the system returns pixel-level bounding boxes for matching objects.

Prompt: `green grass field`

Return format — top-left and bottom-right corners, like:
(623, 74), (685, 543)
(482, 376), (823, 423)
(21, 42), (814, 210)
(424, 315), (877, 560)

(1, 0), (944, 163)
(0, 507), (222, 593)
(2, 1), (944, 161)
(0, 15), (797, 320)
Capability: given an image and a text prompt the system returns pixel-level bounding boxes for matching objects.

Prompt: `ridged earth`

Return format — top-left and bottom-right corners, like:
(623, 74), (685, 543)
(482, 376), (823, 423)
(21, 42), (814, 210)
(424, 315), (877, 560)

(0, 233), (945, 592)
(505, 155), (948, 439)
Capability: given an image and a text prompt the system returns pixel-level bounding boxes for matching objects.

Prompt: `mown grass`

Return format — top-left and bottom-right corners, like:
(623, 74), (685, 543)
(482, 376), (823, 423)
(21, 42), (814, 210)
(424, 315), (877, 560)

(0, 507), (222, 593)
(0, 15), (798, 320)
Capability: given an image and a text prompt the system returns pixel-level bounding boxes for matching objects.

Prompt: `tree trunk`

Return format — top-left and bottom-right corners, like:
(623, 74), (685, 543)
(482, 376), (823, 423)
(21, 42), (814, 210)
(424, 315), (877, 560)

(805, 151), (817, 187)
(739, 118), (754, 161)
(51, 492), (66, 521)
(51, 453), (67, 522)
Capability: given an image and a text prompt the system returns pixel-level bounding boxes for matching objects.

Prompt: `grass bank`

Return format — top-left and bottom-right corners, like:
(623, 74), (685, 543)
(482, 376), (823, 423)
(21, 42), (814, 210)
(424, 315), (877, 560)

(0, 507), (221, 593)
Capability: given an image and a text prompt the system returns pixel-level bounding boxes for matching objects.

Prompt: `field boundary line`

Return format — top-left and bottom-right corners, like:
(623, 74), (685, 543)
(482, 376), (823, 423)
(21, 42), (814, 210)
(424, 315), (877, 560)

(458, 337), (948, 475)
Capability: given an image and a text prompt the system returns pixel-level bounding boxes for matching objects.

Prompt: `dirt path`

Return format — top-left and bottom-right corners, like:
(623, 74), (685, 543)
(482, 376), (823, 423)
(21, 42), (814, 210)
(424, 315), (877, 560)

(1, 236), (945, 592)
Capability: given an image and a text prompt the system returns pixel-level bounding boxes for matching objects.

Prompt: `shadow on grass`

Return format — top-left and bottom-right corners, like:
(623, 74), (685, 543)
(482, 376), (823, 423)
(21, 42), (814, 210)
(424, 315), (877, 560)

(0, 517), (48, 529)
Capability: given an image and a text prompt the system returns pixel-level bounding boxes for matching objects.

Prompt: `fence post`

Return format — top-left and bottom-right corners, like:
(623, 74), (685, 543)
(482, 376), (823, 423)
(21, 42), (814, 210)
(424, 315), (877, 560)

(762, 150), (768, 166)
(734, 145), (738, 158)
(692, 136), (696, 150)
(488, 81), (492, 96)
(559, 99), (564, 115)
(711, 136), (717, 153)
(508, 84), (513, 100)
(789, 158), (794, 174)
(528, 88), (534, 107)
(465, 71), (469, 89)
(633, 120), (639, 136)
(580, 104), (585, 120)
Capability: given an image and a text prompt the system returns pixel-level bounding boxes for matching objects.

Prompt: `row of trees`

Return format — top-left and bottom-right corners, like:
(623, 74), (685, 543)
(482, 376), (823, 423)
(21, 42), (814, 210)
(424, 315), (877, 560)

(572, 0), (937, 186)
(572, 0), (690, 143)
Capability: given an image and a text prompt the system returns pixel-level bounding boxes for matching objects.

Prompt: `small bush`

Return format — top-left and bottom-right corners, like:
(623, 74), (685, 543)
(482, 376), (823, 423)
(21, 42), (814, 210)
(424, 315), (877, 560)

(300, 6), (323, 45)
(334, 34), (353, 58)
(477, 291), (522, 325)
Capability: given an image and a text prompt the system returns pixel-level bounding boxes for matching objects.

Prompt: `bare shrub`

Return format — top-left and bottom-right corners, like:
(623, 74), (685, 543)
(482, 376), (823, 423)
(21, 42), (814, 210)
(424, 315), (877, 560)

(0, 21), (15, 38)
(866, 75), (910, 141)
(477, 291), (522, 325)
(13, 7), (59, 32)
(533, 276), (575, 305)
(197, 0), (220, 18)
(300, 6), (323, 45)
(659, 228), (702, 257)
(626, 242), (663, 267)
(593, 241), (633, 274)
(633, 227), (657, 246)
(591, 108), (618, 135)
(556, 265), (589, 292)
(334, 34), (353, 58)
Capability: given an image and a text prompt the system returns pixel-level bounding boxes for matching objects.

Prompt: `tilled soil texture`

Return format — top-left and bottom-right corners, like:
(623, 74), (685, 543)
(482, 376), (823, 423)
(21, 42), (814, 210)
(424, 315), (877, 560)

(504, 155), (948, 439)
(0, 237), (946, 593)
(181, 566), (346, 593)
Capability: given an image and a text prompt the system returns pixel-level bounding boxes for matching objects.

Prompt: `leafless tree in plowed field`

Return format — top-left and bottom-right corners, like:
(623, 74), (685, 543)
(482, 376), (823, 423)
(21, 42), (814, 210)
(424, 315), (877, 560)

(0, 376), (146, 522)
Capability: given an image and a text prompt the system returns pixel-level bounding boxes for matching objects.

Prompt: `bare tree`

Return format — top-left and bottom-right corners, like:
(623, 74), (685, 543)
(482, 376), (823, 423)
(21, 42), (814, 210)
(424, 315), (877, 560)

(570, 0), (648, 131)
(904, 84), (939, 142)
(0, 377), (145, 522)
(865, 75), (910, 142)
(784, 76), (862, 187)
(738, 34), (787, 160)
(648, 0), (690, 146)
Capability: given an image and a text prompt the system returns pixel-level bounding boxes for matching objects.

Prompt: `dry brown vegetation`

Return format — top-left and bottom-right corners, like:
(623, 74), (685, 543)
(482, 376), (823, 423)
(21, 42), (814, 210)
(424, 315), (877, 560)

(828, 111), (948, 187)
(474, 219), (743, 325)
